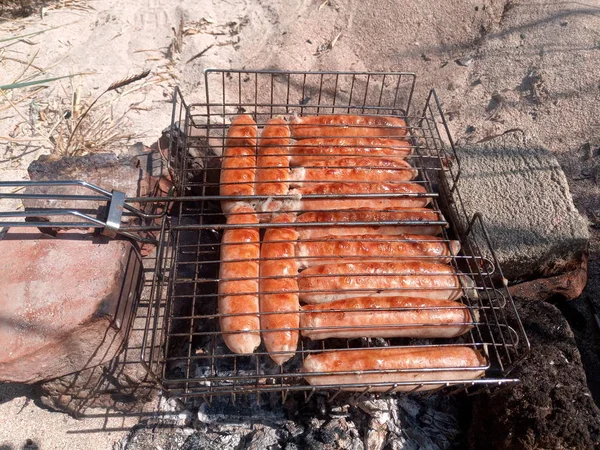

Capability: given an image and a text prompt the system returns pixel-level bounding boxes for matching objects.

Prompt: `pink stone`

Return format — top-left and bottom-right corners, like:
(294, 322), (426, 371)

(0, 228), (142, 383)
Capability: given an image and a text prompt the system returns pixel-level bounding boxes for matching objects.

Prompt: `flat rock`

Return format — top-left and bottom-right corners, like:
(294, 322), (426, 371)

(24, 149), (166, 234)
(454, 131), (589, 283)
(0, 227), (142, 383)
(468, 298), (600, 449)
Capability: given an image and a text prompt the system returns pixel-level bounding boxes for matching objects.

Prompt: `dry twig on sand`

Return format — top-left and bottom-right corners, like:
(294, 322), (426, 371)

(314, 30), (342, 56)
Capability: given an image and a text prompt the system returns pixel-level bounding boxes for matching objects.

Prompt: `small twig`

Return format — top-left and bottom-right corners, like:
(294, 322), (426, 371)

(330, 31), (342, 49)
(133, 48), (166, 53)
(4, 50), (42, 82)
(0, 136), (49, 142)
(186, 44), (214, 63)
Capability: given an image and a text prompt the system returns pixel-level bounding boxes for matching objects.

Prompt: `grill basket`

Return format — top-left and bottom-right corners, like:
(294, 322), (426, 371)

(139, 70), (530, 401)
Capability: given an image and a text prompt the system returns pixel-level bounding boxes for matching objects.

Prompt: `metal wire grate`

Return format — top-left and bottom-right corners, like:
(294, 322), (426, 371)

(138, 70), (530, 401)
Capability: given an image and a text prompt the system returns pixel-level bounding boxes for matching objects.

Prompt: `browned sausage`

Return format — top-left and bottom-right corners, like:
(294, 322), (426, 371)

(286, 181), (430, 212)
(256, 118), (291, 217)
(289, 115), (408, 139)
(220, 115), (257, 214)
(302, 346), (487, 391)
(290, 138), (412, 166)
(290, 157), (417, 186)
(295, 209), (446, 239)
(297, 261), (476, 303)
(218, 204), (261, 354)
(300, 297), (476, 340)
(295, 234), (461, 268)
(260, 213), (300, 365)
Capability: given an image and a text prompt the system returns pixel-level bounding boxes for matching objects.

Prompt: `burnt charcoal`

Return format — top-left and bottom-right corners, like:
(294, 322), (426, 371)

(117, 390), (471, 450)
(117, 424), (189, 450)
(244, 426), (282, 450)
(357, 396), (468, 450)
(198, 395), (286, 423)
(469, 298), (600, 449)
(181, 433), (221, 450)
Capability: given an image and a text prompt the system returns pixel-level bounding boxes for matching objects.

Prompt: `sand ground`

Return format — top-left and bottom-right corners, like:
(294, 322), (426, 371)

(1, 0), (600, 448)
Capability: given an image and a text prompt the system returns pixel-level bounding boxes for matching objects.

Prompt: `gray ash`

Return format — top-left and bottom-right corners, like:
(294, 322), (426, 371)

(173, 392), (470, 450)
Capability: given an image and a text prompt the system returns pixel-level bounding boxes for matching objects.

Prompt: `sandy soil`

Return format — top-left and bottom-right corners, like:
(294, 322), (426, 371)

(1, 0), (600, 448)
(0, 383), (140, 450)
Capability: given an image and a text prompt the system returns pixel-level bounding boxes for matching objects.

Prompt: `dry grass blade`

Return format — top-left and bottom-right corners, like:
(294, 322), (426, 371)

(66, 69), (151, 150)
(167, 17), (184, 62)
(10, 48), (40, 83)
(107, 69), (151, 92)
(0, 25), (62, 43)
(0, 73), (86, 90)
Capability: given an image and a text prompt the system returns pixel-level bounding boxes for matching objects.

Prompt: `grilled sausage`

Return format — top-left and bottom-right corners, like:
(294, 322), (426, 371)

(260, 213), (300, 365)
(220, 115), (257, 214)
(290, 157), (417, 186)
(302, 347), (487, 391)
(290, 138), (412, 166)
(285, 181), (430, 212)
(289, 114), (408, 139)
(218, 204), (261, 354)
(297, 261), (476, 304)
(301, 297), (477, 340)
(295, 209), (446, 239)
(296, 234), (461, 268)
(256, 118), (291, 217)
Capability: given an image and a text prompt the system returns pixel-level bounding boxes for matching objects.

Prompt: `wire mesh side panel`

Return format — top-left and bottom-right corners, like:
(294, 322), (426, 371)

(204, 69), (416, 121)
(414, 89), (530, 385)
(139, 217), (172, 385)
(157, 71), (528, 400)
(140, 88), (191, 386)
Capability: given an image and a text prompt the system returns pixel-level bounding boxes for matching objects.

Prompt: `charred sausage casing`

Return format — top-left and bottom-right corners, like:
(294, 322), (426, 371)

(297, 261), (476, 304)
(286, 181), (430, 212)
(290, 157), (417, 186)
(290, 137), (412, 166)
(295, 234), (461, 268)
(289, 114), (408, 139)
(302, 346), (487, 391)
(295, 209), (446, 239)
(301, 296), (477, 340)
